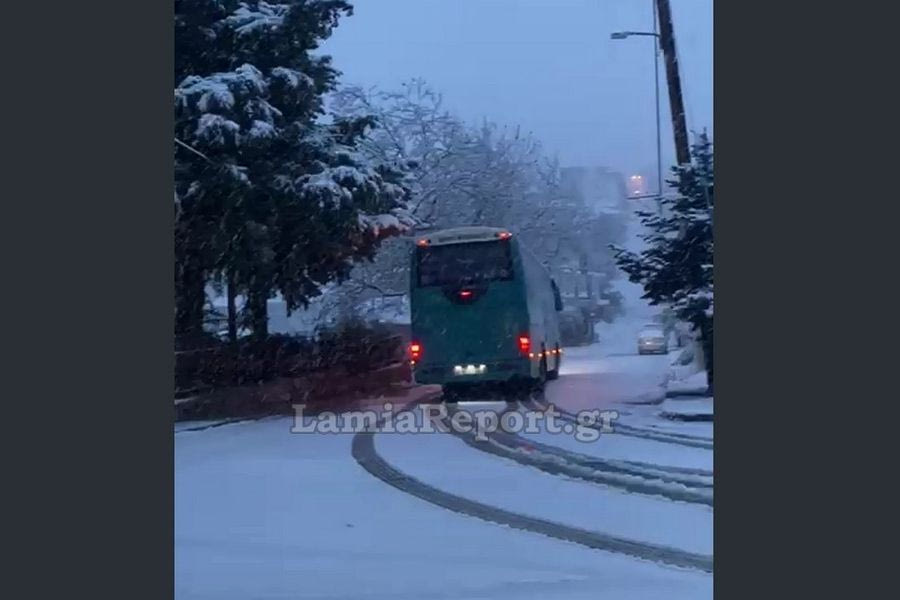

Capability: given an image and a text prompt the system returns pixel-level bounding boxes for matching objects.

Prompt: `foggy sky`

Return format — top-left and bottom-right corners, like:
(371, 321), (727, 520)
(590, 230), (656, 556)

(322, 0), (712, 181)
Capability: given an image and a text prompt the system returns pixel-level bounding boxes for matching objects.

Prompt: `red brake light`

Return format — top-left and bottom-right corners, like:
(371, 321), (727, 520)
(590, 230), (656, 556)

(497, 231), (512, 240)
(416, 238), (429, 247)
(459, 290), (473, 298)
(517, 335), (530, 356)
(408, 342), (422, 362)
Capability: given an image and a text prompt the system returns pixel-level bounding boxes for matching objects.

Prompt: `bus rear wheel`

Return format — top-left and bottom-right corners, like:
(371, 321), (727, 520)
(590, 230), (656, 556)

(532, 347), (548, 391)
(547, 343), (561, 380)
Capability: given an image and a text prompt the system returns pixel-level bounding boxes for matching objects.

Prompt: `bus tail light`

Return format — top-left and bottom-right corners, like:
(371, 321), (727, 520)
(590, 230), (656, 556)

(517, 335), (531, 356)
(408, 342), (422, 362)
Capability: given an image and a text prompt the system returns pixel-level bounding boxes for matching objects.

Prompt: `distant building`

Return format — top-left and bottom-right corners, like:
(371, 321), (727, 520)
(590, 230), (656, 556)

(546, 166), (629, 325)
(559, 166), (629, 216)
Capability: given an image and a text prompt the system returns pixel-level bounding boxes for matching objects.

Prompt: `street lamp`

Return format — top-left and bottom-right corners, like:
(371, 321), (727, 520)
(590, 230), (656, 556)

(611, 2), (663, 210)
(611, 31), (658, 39)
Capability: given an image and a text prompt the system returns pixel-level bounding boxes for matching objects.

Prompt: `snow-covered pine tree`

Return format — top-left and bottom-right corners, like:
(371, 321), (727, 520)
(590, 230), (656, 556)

(174, 1), (413, 341)
(612, 133), (714, 392)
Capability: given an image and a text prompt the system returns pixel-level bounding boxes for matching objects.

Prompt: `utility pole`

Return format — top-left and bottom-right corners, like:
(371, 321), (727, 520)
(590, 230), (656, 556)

(655, 0), (691, 166)
(652, 0), (662, 202)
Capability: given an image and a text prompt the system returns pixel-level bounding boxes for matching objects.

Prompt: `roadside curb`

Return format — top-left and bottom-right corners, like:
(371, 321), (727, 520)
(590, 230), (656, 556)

(665, 389), (710, 398)
(658, 396), (714, 423)
(659, 411), (713, 423)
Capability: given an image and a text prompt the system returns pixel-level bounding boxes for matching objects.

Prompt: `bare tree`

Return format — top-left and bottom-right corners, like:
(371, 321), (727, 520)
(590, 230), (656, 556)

(327, 79), (626, 315)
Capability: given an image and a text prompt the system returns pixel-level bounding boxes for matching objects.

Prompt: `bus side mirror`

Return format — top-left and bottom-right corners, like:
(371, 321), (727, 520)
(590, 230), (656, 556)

(551, 279), (563, 311)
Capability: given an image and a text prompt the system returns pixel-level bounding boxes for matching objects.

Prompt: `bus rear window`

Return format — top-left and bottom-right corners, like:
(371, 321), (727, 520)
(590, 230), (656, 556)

(416, 241), (513, 287)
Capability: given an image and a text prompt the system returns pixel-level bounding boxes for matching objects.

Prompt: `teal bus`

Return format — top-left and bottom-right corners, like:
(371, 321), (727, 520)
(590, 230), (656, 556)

(408, 226), (563, 396)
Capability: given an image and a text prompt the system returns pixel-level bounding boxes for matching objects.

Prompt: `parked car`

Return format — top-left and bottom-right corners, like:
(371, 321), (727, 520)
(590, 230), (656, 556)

(637, 324), (668, 355)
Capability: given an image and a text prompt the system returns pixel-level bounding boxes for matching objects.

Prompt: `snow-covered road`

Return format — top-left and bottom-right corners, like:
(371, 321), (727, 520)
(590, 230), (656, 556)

(176, 315), (713, 599)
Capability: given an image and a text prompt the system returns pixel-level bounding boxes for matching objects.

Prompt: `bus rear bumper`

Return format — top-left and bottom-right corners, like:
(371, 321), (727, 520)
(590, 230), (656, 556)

(412, 360), (530, 386)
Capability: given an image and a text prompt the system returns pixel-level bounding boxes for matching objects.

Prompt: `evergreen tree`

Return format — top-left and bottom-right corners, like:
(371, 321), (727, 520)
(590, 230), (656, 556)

(174, 1), (413, 341)
(612, 133), (714, 392)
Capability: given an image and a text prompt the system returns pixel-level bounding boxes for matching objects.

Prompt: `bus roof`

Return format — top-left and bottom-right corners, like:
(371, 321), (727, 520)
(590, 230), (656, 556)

(416, 226), (511, 247)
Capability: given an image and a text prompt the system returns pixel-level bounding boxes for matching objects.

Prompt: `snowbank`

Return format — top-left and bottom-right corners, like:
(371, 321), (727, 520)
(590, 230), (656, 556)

(667, 370), (709, 397)
(659, 397), (714, 422)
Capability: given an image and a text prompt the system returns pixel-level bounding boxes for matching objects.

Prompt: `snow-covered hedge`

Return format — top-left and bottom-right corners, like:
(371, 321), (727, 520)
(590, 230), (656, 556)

(175, 320), (403, 393)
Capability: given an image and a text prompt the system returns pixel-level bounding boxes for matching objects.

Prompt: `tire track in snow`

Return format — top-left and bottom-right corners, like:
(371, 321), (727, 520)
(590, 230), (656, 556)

(612, 423), (714, 448)
(444, 405), (713, 507)
(351, 427), (713, 573)
(527, 396), (714, 450)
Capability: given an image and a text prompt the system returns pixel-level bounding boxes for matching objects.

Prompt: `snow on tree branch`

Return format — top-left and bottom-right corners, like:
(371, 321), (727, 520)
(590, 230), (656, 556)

(225, 2), (290, 36)
(176, 64), (268, 112)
